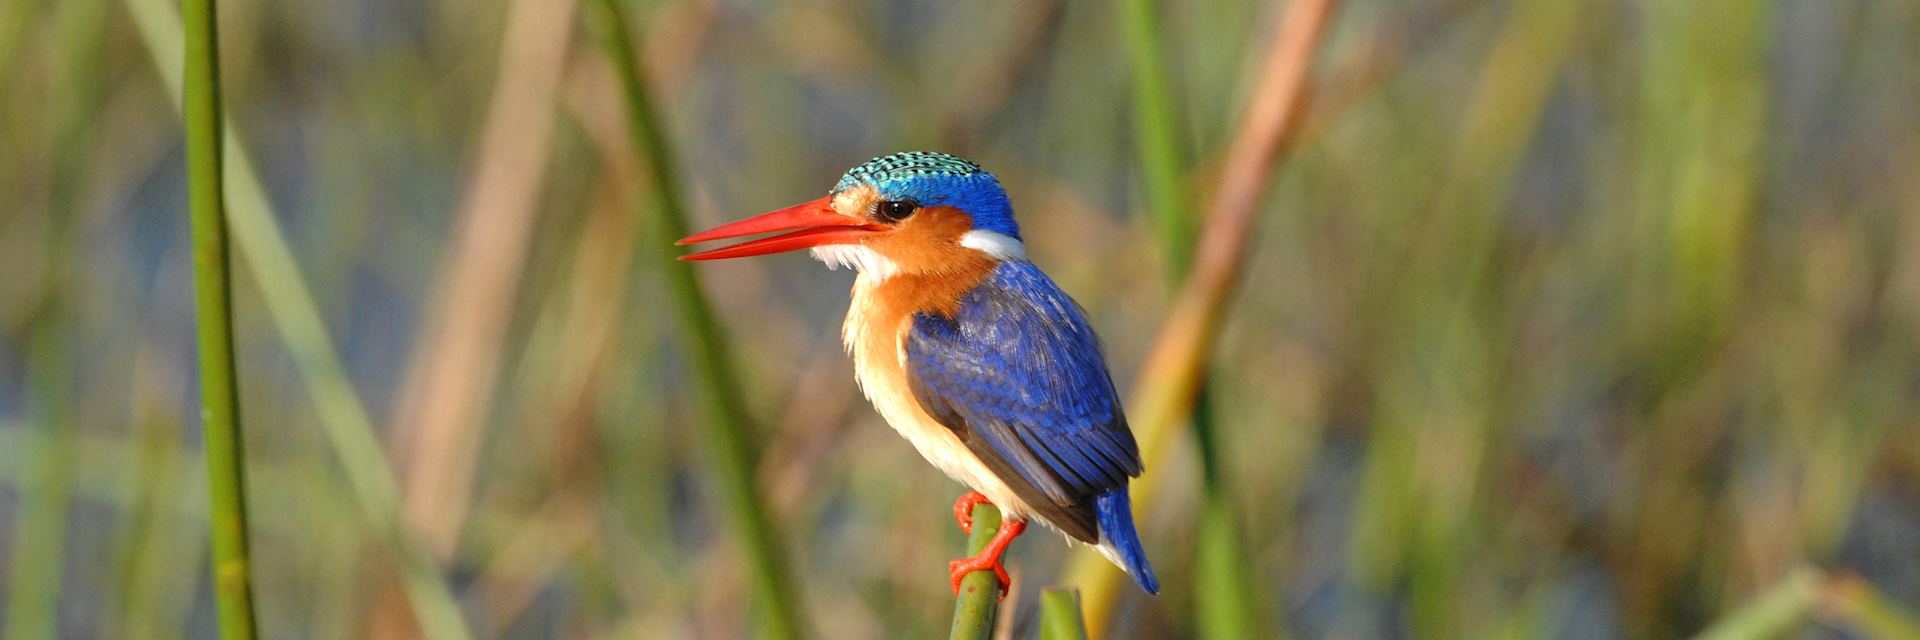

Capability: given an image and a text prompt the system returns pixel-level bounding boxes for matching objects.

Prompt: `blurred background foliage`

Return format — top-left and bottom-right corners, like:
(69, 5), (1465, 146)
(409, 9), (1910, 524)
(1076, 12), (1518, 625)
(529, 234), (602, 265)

(2, 0), (1920, 637)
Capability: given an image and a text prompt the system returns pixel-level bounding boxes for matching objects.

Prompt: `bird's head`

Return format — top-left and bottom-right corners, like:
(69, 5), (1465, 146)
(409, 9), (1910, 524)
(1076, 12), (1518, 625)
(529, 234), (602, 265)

(677, 151), (1025, 279)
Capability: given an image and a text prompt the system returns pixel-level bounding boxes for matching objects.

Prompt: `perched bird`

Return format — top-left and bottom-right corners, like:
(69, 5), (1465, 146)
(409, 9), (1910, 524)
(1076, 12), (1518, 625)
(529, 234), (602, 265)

(678, 151), (1158, 595)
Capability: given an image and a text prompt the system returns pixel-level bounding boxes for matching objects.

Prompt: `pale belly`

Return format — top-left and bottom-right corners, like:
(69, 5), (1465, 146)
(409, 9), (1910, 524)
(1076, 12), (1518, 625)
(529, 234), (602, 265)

(843, 278), (1036, 521)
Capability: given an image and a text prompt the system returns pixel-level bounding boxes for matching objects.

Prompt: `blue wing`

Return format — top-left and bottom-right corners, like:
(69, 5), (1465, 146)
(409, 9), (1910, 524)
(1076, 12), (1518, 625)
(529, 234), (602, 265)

(904, 261), (1142, 542)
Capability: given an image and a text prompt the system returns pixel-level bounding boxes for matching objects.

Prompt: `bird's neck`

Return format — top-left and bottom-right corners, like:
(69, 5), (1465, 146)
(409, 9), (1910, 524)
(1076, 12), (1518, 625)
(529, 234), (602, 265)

(842, 256), (999, 358)
(867, 256), (997, 317)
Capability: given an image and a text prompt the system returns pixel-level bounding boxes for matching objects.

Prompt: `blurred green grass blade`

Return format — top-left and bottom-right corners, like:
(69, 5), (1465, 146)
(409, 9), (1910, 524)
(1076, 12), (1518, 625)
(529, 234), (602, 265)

(1064, 0), (1339, 633)
(124, 1), (472, 637)
(949, 504), (1004, 640)
(4, 0), (107, 635)
(1038, 587), (1088, 640)
(584, 1), (805, 637)
(1643, 0), (1770, 344)
(1692, 568), (1821, 640)
(1196, 498), (1264, 638)
(111, 404), (188, 640)
(1352, 0), (1585, 634)
(182, 0), (260, 633)
(1121, 0), (1267, 636)
(5, 342), (76, 640)
(1622, 0), (1769, 630)
(1121, 0), (1196, 268)
(0, 0), (31, 88)
(1825, 573), (1920, 640)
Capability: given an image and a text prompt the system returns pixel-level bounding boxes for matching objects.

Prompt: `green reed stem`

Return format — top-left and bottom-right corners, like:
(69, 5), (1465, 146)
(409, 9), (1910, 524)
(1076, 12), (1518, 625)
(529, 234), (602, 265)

(182, 0), (258, 634)
(949, 503), (1004, 640)
(1067, 1), (1339, 633)
(1038, 587), (1089, 640)
(1121, 0), (1265, 636)
(585, 1), (804, 637)
(126, 1), (472, 637)
(1120, 0), (1196, 266)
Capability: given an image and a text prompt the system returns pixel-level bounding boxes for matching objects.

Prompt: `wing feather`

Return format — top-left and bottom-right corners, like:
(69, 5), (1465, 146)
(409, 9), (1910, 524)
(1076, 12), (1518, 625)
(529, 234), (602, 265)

(904, 262), (1142, 542)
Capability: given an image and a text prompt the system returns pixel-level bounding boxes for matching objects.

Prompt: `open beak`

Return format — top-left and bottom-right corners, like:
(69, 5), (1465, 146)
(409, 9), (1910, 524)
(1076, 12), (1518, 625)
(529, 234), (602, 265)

(676, 196), (885, 261)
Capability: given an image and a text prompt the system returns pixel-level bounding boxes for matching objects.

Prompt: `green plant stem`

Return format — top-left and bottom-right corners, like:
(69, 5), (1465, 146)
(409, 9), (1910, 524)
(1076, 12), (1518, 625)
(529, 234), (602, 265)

(1121, 0), (1196, 266)
(1064, 1), (1339, 633)
(585, 1), (804, 637)
(1692, 568), (1820, 640)
(1038, 587), (1089, 640)
(1120, 0), (1265, 637)
(125, 2), (472, 637)
(182, 0), (258, 635)
(949, 504), (1004, 640)
(1195, 494), (1263, 637)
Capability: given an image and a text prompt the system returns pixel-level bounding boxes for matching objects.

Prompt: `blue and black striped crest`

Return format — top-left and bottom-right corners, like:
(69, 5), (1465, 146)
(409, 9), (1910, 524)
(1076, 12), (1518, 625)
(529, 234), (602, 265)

(831, 151), (1021, 239)
(834, 151), (985, 193)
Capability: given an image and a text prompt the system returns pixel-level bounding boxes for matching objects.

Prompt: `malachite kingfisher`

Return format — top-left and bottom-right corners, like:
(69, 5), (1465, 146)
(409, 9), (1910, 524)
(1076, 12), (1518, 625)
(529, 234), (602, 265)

(678, 151), (1159, 596)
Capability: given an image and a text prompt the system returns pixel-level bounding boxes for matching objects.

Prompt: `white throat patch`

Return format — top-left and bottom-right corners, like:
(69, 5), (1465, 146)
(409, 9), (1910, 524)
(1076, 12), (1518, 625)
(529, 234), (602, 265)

(810, 244), (900, 281)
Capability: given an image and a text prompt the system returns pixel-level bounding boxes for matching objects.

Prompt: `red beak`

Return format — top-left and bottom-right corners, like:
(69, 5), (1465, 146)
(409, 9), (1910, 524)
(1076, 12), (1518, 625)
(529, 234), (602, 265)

(676, 196), (885, 261)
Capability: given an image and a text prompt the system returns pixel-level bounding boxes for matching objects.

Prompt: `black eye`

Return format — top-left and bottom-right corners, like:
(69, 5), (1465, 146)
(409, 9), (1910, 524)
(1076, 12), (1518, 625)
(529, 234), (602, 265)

(873, 199), (918, 222)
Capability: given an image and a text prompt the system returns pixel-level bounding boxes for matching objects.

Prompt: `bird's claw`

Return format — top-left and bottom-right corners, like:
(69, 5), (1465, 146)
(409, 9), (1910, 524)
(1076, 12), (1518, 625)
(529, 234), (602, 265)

(946, 514), (1025, 599)
(952, 491), (991, 535)
(948, 555), (1011, 598)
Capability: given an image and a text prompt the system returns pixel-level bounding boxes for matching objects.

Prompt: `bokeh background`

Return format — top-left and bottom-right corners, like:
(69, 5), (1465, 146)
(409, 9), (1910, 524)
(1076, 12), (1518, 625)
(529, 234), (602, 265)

(4, 0), (1920, 637)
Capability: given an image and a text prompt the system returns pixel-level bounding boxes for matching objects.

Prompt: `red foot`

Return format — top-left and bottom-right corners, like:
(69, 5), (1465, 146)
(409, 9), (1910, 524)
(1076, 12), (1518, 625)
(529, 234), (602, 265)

(953, 491), (992, 535)
(948, 518), (1027, 598)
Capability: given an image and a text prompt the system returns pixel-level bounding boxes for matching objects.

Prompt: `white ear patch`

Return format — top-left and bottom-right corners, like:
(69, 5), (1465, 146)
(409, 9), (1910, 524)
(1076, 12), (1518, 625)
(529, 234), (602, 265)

(810, 244), (900, 281)
(959, 230), (1028, 262)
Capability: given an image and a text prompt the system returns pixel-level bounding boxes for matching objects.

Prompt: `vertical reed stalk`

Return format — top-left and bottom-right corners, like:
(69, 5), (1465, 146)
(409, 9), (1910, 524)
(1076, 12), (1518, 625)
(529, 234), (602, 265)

(182, 0), (258, 634)
(1038, 587), (1088, 640)
(1120, 0), (1266, 636)
(1064, 0), (1339, 634)
(949, 503), (1004, 640)
(125, 2), (473, 636)
(585, 1), (804, 637)
(1120, 0), (1195, 264)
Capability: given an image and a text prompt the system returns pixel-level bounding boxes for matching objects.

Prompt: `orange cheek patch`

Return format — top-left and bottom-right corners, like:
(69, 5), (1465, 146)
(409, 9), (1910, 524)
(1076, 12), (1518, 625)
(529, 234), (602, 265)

(863, 206), (998, 317)
(863, 206), (982, 275)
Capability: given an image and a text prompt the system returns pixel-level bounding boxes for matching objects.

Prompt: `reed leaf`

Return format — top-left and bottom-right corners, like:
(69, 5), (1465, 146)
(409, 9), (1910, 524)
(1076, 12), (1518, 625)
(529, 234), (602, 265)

(584, 0), (805, 636)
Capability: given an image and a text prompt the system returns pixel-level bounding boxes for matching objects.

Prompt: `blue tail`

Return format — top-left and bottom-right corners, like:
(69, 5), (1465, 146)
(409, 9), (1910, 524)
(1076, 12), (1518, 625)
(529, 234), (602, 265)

(1095, 487), (1160, 594)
